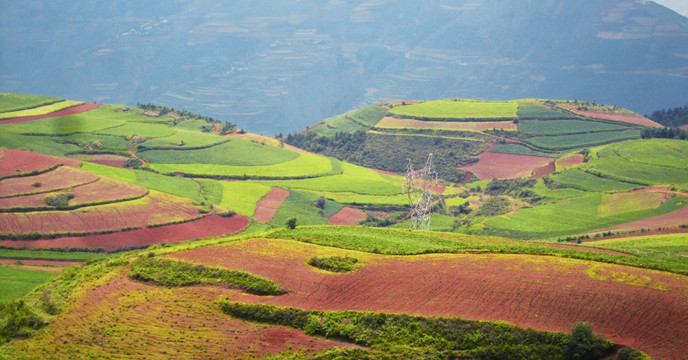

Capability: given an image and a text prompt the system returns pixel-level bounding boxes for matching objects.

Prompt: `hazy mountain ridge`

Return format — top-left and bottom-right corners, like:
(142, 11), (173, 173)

(1, 0), (686, 134)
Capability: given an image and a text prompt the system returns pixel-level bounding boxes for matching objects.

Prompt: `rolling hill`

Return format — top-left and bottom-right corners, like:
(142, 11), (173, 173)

(1, 93), (687, 359)
(1, 1), (687, 134)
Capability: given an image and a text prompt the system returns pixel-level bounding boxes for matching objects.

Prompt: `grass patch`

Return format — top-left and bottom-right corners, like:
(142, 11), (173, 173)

(519, 120), (629, 135)
(0, 249), (105, 262)
(307, 255), (358, 272)
(525, 130), (641, 150)
(489, 144), (558, 158)
(130, 255), (285, 295)
(217, 181), (271, 216)
(268, 190), (343, 227)
(549, 169), (640, 192)
(0, 93), (62, 113)
(0, 105), (131, 135)
(0, 267), (54, 302)
(0, 100), (83, 120)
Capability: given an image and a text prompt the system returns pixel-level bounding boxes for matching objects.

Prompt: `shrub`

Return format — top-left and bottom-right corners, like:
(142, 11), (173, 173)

(564, 322), (613, 360)
(0, 300), (47, 343)
(44, 193), (75, 208)
(307, 256), (358, 272)
(286, 217), (297, 230)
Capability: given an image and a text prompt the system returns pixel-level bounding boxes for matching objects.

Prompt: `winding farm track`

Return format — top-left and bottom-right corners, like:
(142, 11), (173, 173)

(169, 238), (688, 360)
(253, 187), (289, 223)
(0, 103), (101, 124)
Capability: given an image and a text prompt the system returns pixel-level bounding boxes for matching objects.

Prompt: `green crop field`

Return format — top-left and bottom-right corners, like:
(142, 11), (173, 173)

(149, 152), (336, 179)
(525, 130), (641, 150)
(96, 121), (176, 138)
(139, 129), (228, 149)
(389, 99), (518, 119)
(0, 93), (62, 113)
(586, 233), (688, 274)
(316, 191), (409, 206)
(0, 132), (81, 156)
(581, 139), (688, 186)
(516, 101), (572, 119)
(264, 162), (401, 195)
(59, 133), (129, 152)
(217, 181), (272, 216)
(139, 138), (299, 166)
(0, 105), (134, 135)
(0, 249), (106, 262)
(518, 120), (630, 135)
(484, 194), (685, 239)
(0, 266), (54, 301)
(268, 190), (343, 227)
(549, 168), (640, 192)
(489, 144), (558, 158)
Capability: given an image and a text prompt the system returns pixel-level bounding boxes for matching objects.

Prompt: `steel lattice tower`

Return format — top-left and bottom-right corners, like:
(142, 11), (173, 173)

(402, 153), (438, 230)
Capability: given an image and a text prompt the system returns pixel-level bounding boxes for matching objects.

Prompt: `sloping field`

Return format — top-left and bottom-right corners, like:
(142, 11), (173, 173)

(0, 190), (200, 236)
(168, 238), (688, 360)
(375, 116), (517, 131)
(549, 168), (640, 192)
(0, 149), (80, 178)
(329, 206), (367, 225)
(0, 214), (250, 250)
(460, 152), (553, 179)
(0, 177), (148, 210)
(518, 119), (629, 135)
(12, 270), (353, 359)
(0, 93), (61, 113)
(67, 153), (129, 167)
(0, 166), (98, 197)
(558, 104), (662, 127)
(0, 100), (86, 120)
(525, 129), (641, 150)
(389, 99), (518, 119)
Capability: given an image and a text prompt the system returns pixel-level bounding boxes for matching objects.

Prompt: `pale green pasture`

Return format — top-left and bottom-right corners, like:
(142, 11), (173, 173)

(217, 181), (272, 216)
(0, 93), (61, 112)
(389, 99), (518, 119)
(0, 105), (135, 135)
(141, 128), (227, 148)
(0, 100), (83, 119)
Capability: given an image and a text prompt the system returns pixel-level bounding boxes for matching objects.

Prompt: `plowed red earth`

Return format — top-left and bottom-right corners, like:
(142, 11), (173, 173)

(460, 152), (553, 179)
(559, 105), (661, 127)
(13, 270), (355, 359)
(168, 238), (688, 360)
(0, 191), (199, 235)
(557, 153), (584, 168)
(0, 103), (101, 124)
(0, 214), (250, 250)
(69, 154), (129, 167)
(0, 166), (98, 197)
(0, 149), (80, 178)
(682, 124), (688, 131)
(329, 207), (367, 225)
(530, 160), (555, 178)
(0, 177), (147, 209)
(253, 187), (289, 223)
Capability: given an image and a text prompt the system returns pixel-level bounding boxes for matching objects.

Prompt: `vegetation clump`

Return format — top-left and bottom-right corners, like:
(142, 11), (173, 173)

(44, 193), (75, 208)
(219, 301), (621, 360)
(307, 255), (358, 272)
(0, 300), (47, 344)
(129, 256), (286, 295)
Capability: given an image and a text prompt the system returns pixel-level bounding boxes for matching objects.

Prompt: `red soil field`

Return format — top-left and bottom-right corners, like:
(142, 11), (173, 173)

(376, 116), (518, 131)
(0, 166), (98, 197)
(169, 238), (688, 360)
(559, 104), (662, 128)
(14, 272), (355, 359)
(557, 153), (584, 170)
(530, 160), (555, 178)
(253, 187), (289, 223)
(0, 177), (147, 210)
(329, 207), (367, 225)
(682, 124), (688, 131)
(459, 152), (553, 179)
(0, 103), (101, 124)
(0, 214), (250, 250)
(0, 191), (200, 235)
(0, 149), (80, 178)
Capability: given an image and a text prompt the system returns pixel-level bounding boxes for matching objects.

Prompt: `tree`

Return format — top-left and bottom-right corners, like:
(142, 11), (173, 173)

(565, 322), (613, 360)
(286, 217), (297, 230)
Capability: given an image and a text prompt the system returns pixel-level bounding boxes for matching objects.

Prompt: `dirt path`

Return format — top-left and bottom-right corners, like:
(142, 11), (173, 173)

(254, 188), (289, 223)
(0, 103), (101, 124)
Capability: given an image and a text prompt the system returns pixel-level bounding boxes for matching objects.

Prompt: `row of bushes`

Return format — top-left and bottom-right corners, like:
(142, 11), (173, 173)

(307, 255), (358, 272)
(129, 256), (286, 296)
(219, 301), (645, 360)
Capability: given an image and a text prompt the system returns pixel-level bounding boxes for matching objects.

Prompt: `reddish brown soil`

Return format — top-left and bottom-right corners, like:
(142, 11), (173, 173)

(0, 191), (200, 235)
(681, 124), (688, 131)
(169, 238), (688, 360)
(542, 243), (633, 257)
(460, 152), (553, 179)
(0, 166), (98, 197)
(0, 258), (82, 267)
(0, 103), (101, 124)
(530, 160), (556, 178)
(0, 149), (80, 178)
(0, 214), (250, 250)
(558, 104), (662, 127)
(69, 154), (129, 167)
(253, 187), (289, 223)
(0, 177), (147, 209)
(557, 153), (584, 169)
(329, 207), (368, 225)
(15, 270), (355, 359)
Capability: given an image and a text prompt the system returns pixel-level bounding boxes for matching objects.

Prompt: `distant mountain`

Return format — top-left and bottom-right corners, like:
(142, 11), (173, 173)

(1, 0), (687, 134)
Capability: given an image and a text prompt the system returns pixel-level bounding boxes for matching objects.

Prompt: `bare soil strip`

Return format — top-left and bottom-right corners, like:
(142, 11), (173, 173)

(329, 207), (367, 225)
(253, 188), (289, 223)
